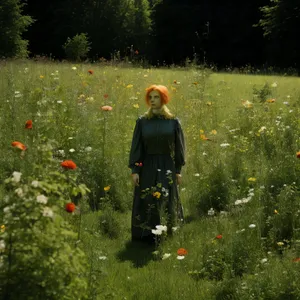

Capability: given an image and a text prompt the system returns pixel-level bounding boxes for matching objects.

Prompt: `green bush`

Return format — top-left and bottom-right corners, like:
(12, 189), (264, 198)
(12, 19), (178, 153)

(63, 33), (91, 61)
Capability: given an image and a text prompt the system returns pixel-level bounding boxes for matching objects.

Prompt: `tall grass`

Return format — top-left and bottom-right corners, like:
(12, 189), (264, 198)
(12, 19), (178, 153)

(1, 60), (300, 299)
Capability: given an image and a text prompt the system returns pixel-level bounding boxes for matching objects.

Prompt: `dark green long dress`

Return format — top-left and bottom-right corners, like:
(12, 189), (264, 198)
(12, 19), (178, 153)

(128, 114), (186, 242)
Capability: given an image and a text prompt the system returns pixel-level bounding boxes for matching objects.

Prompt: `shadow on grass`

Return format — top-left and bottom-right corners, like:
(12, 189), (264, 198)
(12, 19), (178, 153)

(116, 240), (156, 268)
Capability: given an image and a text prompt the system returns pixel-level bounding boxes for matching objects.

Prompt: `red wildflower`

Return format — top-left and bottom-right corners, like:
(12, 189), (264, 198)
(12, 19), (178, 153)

(101, 105), (113, 111)
(88, 70), (94, 75)
(104, 94), (109, 99)
(61, 160), (77, 170)
(12, 141), (27, 151)
(135, 162), (143, 167)
(177, 248), (188, 256)
(216, 234), (223, 239)
(296, 151), (300, 158)
(25, 120), (33, 129)
(65, 202), (76, 213)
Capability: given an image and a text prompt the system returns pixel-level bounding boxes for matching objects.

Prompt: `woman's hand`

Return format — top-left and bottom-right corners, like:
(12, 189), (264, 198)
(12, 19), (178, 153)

(176, 173), (182, 185)
(131, 173), (139, 186)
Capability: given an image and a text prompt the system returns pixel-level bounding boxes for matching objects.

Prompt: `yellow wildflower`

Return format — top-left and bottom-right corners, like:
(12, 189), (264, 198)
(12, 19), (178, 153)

(133, 104), (139, 109)
(206, 101), (212, 106)
(274, 209), (278, 214)
(211, 130), (217, 135)
(0, 225), (5, 233)
(200, 129), (204, 134)
(153, 191), (161, 199)
(277, 242), (284, 246)
(248, 177), (256, 182)
(266, 98), (275, 103)
(126, 84), (133, 88)
(40, 75), (44, 79)
(104, 185), (111, 192)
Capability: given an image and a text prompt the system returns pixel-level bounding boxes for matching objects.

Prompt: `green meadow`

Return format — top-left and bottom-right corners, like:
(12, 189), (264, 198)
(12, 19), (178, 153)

(1, 60), (300, 299)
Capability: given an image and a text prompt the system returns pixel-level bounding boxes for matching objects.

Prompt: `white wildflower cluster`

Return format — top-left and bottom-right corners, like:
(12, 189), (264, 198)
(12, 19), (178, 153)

(220, 143), (230, 148)
(207, 208), (215, 216)
(162, 253), (171, 260)
(234, 188), (255, 205)
(42, 207), (54, 218)
(12, 171), (22, 183)
(161, 187), (169, 197)
(166, 170), (172, 175)
(15, 91), (22, 98)
(36, 194), (48, 204)
(31, 181), (39, 188)
(151, 225), (167, 235)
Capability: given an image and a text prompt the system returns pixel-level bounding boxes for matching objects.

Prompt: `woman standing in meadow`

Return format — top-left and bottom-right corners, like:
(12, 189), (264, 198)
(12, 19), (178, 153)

(129, 84), (186, 244)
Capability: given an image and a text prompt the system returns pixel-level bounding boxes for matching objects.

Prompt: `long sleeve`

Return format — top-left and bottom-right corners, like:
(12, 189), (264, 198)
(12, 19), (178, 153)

(128, 117), (144, 174)
(174, 118), (186, 174)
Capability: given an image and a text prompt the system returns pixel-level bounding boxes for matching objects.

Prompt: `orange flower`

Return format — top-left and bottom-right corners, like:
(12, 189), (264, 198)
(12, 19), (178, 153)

(177, 248), (188, 256)
(296, 151), (300, 158)
(61, 160), (77, 169)
(11, 141), (27, 151)
(200, 134), (211, 141)
(65, 202), (76, 213)
(101, 105), (113, 111)
(88, 70), (94, 75)
(266, 98), (275, 103)
(216, 234), (223, 239)
(104, 94), (109, 99)
(25, 120), (32, 129)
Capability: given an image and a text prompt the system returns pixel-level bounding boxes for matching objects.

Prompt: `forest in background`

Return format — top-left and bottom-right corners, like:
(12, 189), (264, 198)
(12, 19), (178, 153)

(1, 0), (300, 70)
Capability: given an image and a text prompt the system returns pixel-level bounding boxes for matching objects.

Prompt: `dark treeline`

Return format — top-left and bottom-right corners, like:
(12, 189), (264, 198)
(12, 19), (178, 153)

(2, 0), (300, 70)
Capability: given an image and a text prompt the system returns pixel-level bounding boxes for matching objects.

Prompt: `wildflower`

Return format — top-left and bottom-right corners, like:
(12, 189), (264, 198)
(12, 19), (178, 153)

(85, 146), (92, 152)
(207, 208), (215, 216)
(58, 149), (65, 156)
(12, 171), (22, 183)
(177, 248), (188, 256)
(0, 225), (5, 233)
(249, 224), (256, 229)
(65, 202), (76, 213)
(248, 177), (256, 182)
(206, 101), (212, 106)
(194, 173), (200, 177)
(12, 141), (27, 151)
(161, 187), (169, 197)
(153, 191), (161, 199)
(200, 134), (211, 141)
(133, 104), (139, 109)
(216, 234), (223, 239)
(292, 258), (300, 262)
(211, 130), (217, 135)
(15, 187), (24, 197)
(104, 185), (111, 192)
(31, 180), (39, 188)
(258, 126), (266, 133)
(61, 160), (77, 170)
(156, 225), (167, 232)
(242, 100), (253, 108)
(157, 169), (161, 172)
(104, 94), (109, 99)
(135, 162), (143, 167)
(266, 98), (275, 103)
(71, 66), (77, 70)
(101, 105), (113, 111)
(42, 206), (54, 218)
(177, 255), (185, 260)
(36, 194), (48, 204)
(277, 242), (284, 246)
(296, 151), (300, 158)
(261, 258), (268, 264)
(57, 100), (63, 104)
(162, 253), (171, 260)
(88, 70), (94, 75)
(25, 120), (33, 129)
(166, 170), (172, 175)
(151, 229), (163, 235)
(283, 101), (289, 105)
(271, 82), (278, 87)
(99, 256), (107, 260)
(15, 91), (22, 98)
(172, 227), (178, 232)
(220, 143), (230, 147)
(127, 84), (133, 88)
(274, 209), (278, 214)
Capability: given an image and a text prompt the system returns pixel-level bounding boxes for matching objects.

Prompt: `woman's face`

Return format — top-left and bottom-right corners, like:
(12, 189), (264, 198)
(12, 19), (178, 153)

(148, 90), (162, 109)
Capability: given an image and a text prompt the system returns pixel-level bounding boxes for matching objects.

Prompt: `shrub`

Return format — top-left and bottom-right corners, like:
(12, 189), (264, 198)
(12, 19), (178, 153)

(63, 33), (91, 61)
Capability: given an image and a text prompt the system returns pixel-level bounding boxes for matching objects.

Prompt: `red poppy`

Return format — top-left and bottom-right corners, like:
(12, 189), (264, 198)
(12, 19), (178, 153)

(296, 151), (300, 158)
(12, 141), (27, 151)
(65, 202), (76, 213)
(216, 234), (223, 239)
(104, 94), (109, 99)
(177, 248), (188, 256)
(101, 105), (113, 111)
(25, 120), (32, 129)
(88, 70), (94, 75)
(61, 160), (77, 169)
